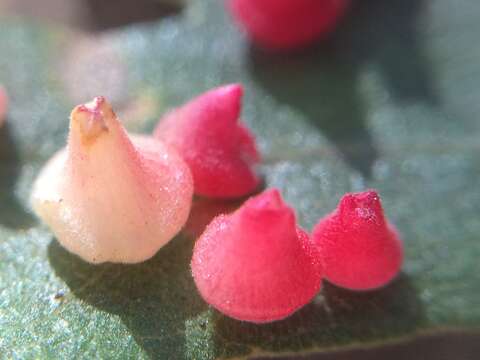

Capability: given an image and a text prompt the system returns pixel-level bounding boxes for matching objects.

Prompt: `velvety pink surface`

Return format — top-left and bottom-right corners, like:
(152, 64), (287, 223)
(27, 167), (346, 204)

(191, 189), (322, 323)
(312, 190), (403, 291)
(228, 0), (350, 50)
(154, 84), (260, 199)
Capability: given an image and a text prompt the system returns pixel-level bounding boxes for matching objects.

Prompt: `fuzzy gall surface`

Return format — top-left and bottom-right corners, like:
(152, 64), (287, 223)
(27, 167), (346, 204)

(192, 189), (322, 323)
(154, 84), (260, 199)
(312, 190), (403, 291)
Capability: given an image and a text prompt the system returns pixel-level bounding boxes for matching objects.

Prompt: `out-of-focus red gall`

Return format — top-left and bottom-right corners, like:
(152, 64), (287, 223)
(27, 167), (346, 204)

(228, 0), (350, 50)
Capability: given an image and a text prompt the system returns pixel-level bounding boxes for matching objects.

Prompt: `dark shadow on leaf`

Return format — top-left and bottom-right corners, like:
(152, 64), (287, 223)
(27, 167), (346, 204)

(342, 0), (438, 105)
(48, 235), (206, 360)
(0, 121), (35, 229)
(81, 0), (183, 32)
(253, 332), (480, 360)
(182, 179), (267, 239)
(213, 274), (424, 359)
(183, 197), (243, 239)
(3, 0), (183, 33)
(249, 0), (436, 179)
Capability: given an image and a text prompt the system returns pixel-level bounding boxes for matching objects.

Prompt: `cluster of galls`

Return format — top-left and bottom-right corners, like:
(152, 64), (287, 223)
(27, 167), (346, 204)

(32, 84), (403, 323)
(192, 188), (403, 323)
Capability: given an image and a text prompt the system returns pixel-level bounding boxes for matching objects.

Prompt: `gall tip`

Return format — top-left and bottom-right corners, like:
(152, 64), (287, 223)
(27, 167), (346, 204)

(339, 189), (384, 222)
(246, 188), (284, 212)
(71, 96), (112, 142)
(241, 189), (296, 227)
(217, 83), (243, 100)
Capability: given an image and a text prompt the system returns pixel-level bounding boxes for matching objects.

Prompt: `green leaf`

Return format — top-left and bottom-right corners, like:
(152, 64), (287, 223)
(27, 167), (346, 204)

(1, 0), (479, 358)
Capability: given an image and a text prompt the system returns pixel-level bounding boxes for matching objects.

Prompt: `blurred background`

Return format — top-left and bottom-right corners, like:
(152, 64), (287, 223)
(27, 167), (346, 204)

(0, 0), (183, 31)
(0, 0), (479, 359)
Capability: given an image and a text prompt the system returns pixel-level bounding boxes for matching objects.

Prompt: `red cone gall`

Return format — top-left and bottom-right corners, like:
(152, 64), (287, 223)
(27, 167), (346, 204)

(191, 189), (322, 323)
(154, 84), (261, 199)
(228, 0), (350, 50)
(312, 190), (403, 291)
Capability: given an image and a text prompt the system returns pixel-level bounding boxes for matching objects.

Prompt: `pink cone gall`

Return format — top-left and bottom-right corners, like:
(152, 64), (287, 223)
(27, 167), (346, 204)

(191, 189), (322, 323)
(228, 0), (350, 50)
(154, 84), (260, 199)
(312, 190), (403, 291)
(31, 97), (193, 264)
